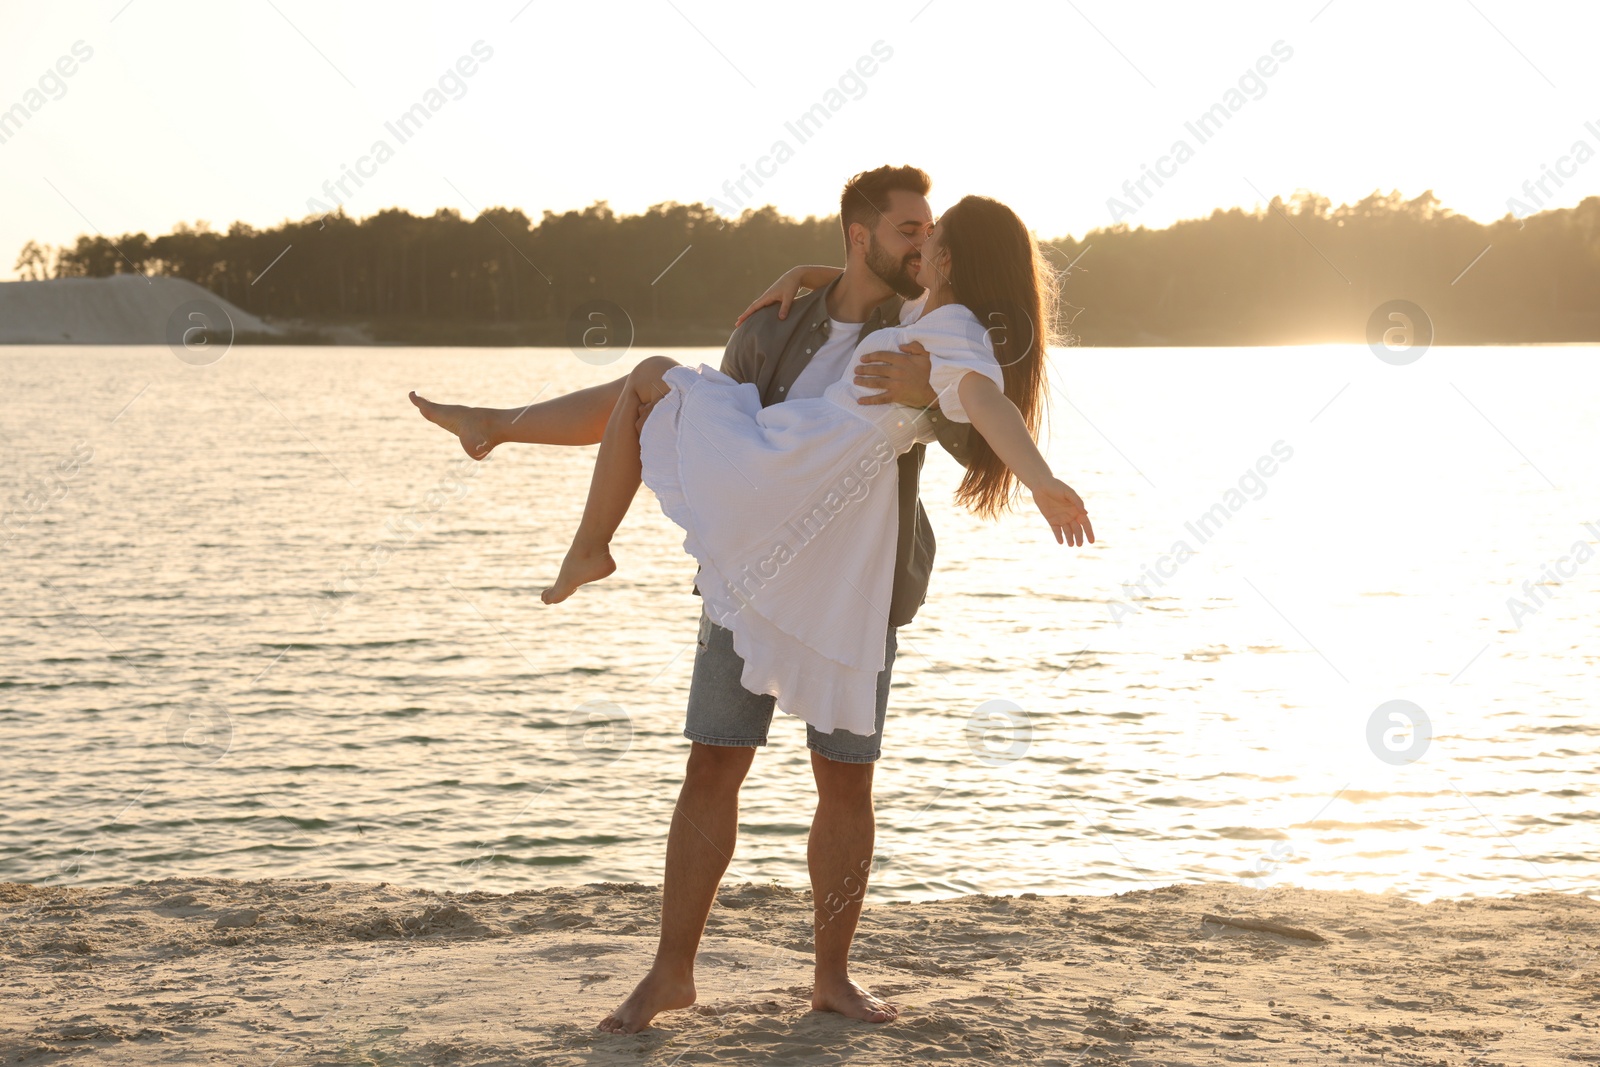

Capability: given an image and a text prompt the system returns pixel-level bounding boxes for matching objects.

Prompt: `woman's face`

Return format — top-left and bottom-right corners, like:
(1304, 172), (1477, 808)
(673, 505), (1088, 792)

(914, 221), (949, 292)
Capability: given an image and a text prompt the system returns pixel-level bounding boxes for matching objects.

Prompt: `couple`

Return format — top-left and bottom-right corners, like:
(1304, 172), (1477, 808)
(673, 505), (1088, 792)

(410, 164), (1093, 1033)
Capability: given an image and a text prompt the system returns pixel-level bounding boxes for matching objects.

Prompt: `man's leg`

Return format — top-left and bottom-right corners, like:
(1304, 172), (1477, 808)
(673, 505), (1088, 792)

(598, 614), (776, 1034)
(805, 625), (900, 1022)
(808, 753), (897, 1021)
(409, 374), (629, 459)
(598, 741), (754, 1034)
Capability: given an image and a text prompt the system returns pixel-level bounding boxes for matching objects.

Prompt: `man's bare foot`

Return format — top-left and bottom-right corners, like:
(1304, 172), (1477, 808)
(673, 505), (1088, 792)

(597, 969), (696, 1034)
(541, 542), (617, 604)
(812, 976), (899, 1023)
(409, 391), (497, 460)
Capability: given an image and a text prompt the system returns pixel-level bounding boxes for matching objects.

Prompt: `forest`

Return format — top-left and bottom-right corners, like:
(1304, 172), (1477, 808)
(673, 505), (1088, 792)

(13, 189), (1600, 346)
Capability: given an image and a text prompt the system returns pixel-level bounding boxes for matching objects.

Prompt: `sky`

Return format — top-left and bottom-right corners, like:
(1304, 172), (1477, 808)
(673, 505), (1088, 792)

(1, 0), (1598, 279)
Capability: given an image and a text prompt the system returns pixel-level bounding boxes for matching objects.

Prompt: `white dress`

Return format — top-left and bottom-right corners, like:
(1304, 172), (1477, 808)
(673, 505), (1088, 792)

(639, 300), (1005, 736)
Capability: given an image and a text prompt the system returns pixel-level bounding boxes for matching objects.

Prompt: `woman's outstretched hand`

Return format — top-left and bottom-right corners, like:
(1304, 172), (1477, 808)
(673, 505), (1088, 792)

(734, 268), (808, 327)
(1032, 477), (1094, 547)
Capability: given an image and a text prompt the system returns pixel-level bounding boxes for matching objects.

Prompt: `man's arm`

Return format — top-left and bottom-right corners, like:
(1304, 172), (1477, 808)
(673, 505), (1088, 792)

(855, 341), (978, 468)
(718, 317), (760, 383)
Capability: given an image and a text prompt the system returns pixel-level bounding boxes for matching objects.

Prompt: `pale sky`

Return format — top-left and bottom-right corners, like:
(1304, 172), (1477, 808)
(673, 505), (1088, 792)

(1, 0), (1597, 280)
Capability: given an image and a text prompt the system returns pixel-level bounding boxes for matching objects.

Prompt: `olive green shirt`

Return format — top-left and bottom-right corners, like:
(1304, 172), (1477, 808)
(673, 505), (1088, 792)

(694, 278), (975, 627)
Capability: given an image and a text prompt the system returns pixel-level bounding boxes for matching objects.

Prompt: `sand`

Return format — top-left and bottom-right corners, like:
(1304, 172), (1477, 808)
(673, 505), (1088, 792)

(0, 276), (280, 344)
(1, 877), (1595, 1066)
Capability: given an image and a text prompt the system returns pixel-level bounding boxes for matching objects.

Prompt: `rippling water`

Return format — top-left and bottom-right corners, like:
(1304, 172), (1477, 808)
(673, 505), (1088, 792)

(2, 343), (1596, 903)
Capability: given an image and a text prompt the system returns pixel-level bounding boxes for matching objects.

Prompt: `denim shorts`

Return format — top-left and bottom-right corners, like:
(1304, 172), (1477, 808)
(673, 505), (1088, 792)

(683, 611), (897, 763)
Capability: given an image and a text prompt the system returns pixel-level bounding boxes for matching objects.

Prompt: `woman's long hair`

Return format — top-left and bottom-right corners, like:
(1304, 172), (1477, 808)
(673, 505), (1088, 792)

(938, 195), (1059, 518)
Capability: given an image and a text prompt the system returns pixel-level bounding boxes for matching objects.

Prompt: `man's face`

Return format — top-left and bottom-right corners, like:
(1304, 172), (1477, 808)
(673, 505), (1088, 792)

(862, 189), (933, 299)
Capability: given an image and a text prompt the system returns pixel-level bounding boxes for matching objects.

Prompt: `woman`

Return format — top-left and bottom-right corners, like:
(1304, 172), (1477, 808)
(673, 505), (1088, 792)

(411, 195), (1093, 737)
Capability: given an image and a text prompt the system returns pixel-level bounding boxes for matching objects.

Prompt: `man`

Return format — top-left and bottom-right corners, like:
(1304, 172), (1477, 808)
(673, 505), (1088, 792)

(597, 164), (973, 1033)
(409, 164), (969, 1032)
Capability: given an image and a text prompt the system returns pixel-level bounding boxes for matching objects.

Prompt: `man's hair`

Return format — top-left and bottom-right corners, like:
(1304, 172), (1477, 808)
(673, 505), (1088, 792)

(839, 165), (931, 245)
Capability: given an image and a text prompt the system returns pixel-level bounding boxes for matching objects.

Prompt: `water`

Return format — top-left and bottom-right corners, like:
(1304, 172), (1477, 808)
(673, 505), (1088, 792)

(2, 343), (1596, 903)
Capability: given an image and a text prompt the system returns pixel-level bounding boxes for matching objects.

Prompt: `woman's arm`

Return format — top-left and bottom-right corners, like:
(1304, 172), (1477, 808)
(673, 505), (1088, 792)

(957, 372), (1094, 546)
(734, 264), (844, 326)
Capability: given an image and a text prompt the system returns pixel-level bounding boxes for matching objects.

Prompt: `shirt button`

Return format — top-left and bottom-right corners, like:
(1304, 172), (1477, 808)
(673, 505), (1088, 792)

(778, 385), (786, 392)
(805, 348), (812, 354)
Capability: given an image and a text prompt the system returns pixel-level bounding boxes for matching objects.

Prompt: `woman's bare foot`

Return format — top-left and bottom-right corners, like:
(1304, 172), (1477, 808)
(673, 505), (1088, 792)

(596, 969), (696, 1034)
(812, 976), (898, 1023)
(541, 542), (617, 604)
(409, 391), (498, 460)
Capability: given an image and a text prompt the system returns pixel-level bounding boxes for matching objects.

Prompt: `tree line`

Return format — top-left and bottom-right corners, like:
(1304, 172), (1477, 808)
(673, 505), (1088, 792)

(14, 190), (1600, 345)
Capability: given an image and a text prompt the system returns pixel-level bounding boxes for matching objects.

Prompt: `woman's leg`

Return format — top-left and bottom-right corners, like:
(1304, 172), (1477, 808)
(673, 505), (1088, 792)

(541, 355), (680, 604)
(409, 376), (629, 459)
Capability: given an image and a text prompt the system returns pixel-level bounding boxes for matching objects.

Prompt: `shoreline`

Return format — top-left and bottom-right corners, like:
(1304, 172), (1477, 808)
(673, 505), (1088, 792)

(3, 876), (1594, 1065)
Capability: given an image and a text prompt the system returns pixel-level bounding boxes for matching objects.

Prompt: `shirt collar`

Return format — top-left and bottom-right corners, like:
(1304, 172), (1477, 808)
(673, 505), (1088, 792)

(813, 276), (903, 339)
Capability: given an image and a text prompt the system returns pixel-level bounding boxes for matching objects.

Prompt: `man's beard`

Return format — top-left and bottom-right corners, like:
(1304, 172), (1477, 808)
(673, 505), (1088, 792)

(865, 236), (925, 300)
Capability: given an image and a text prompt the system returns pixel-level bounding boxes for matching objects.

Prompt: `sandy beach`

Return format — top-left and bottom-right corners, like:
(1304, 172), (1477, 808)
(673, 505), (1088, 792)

(1, 877), (1594, 1066)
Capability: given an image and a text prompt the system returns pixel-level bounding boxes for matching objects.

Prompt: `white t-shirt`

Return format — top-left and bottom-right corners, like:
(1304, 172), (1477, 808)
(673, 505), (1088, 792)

(899, 291), (929, 325)
(786, 318), (864, 401)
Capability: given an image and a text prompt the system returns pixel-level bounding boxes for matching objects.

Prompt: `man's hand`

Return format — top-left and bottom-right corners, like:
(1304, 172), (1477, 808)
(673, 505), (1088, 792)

(855, 341), (939, 409)
(635, 393), (661, 434)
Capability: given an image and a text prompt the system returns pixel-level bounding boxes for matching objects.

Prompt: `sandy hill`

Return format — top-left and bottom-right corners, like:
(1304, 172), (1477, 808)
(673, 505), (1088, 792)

(0, 276), (280, 344)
